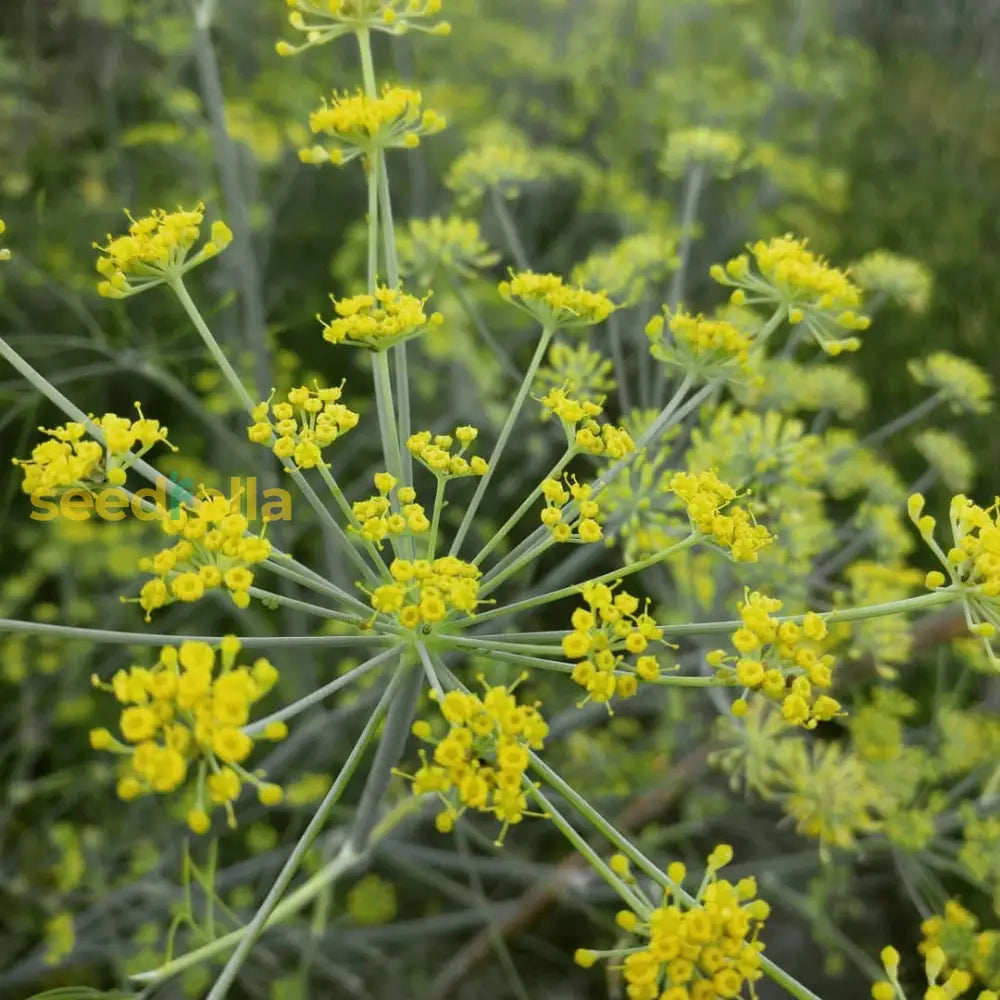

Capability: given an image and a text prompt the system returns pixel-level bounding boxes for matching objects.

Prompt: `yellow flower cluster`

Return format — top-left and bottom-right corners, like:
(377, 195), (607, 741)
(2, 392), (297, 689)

(919, 901), (1000, 993)
(137, 493), (272, 620)
(368, 555), (480, 626)
(708, 591), (841, 728)
(403, 679), (548, 841)
(561, 582), (667, 705)
(499, 271), (615, 329)
(94, 204), (232, 298)
(88, 638), (286, 833)
(406, 426), (488, 478)
(538, 387), (636, 458)
(300, 85), (445, 166)
(352, 472), (430, 547)
(248, 384), (360, 469)
(277, 0), (450, 56)
(646, 310), (754, 382)
(711, 234), (869, 354)
(574, 845), (769, 1000)
(540, 476), (604, 545)
(0, 218), (10, 261)
(668, 470), (773, 562)
(320, 284), (443, 350)
(14, 406), (173, 494)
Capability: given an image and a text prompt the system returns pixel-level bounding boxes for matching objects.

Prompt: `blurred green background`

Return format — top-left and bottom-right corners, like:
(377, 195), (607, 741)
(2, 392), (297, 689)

(1, 1), (998, 998)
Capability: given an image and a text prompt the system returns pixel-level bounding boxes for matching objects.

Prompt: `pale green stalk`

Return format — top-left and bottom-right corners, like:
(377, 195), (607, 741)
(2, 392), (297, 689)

(171, 277), (257, 413)
(526, 784), (649, 915)
(472, 446), (577, 566)
(243, 646), (400, 736)
(476, 534), (697, 617)
(0, 617), (387, 648)
(316, 462), (389, 582)
(658, 588), (958, 637)
(350, 657), (422, 851)
(450, 325), (555, 556)
(426, 475), (447, 558)
(377, 154), (413, 482)
(246, 585), (362, 622)
(138, 670), (407, 991)
(417, 641), (445, 699)
(443, 639), (722, 686)
(859, 390), (944, 449)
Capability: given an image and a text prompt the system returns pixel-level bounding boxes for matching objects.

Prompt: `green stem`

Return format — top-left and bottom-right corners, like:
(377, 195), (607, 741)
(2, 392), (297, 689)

(243, 646), (400, 736)
(171, 277), (256, 413)
(526, 783), (649, 915)
(450, 325), (555, 556)
(426, 475), (447, 559)
(350, 657), (423, 852)
(473, 447), (577, 566)
(142, 669), (406, 994)
(659, 588), (958, 637)
(476, 534), (698, 618)
(0, 616), (391, 648)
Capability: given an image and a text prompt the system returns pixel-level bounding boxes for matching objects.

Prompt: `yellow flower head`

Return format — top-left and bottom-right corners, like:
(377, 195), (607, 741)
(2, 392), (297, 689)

(248, 382), (360, 469)
(94, 204), (232, 298)
(407, 426), (488, 479)
(135, 489), (272, 620)
(647, 308), (755, 383)
(402, 677), (547, 842)
(89, 637), (286, 831)
(668, 469), (774, 562)
(300, 85), (445, 167)
(367, 554), (481, 627)
(562, 583), (672, 706)
(575, 845), (769, 999)
(320, 284), (443, 350)
(277, 0), (450, 57)
(499, 271), (615, 329)
(711, 234), (869, 354)
(13, 404), (174, 496)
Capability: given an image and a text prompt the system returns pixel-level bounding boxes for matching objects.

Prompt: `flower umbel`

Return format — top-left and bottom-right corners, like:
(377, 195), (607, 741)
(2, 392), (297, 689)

(401, 677), (548, 842)
(574, 846), (770, 1000)
(300, 85), (446, 167)
(94, 204), (232, 298)
(320, 285), (443, 350)
(89, 637), (286, 832)
(499, 271), (615, 329)
(248, 383), (360, 469)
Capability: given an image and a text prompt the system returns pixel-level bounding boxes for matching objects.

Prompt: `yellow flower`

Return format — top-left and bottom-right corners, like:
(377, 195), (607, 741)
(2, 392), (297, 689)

(94, 204), (232, 298)
(90, 637), (286, 830)
(300, 85), (445, 167)
(320, 285), (443, 350)
(499, 271), (614, 329)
